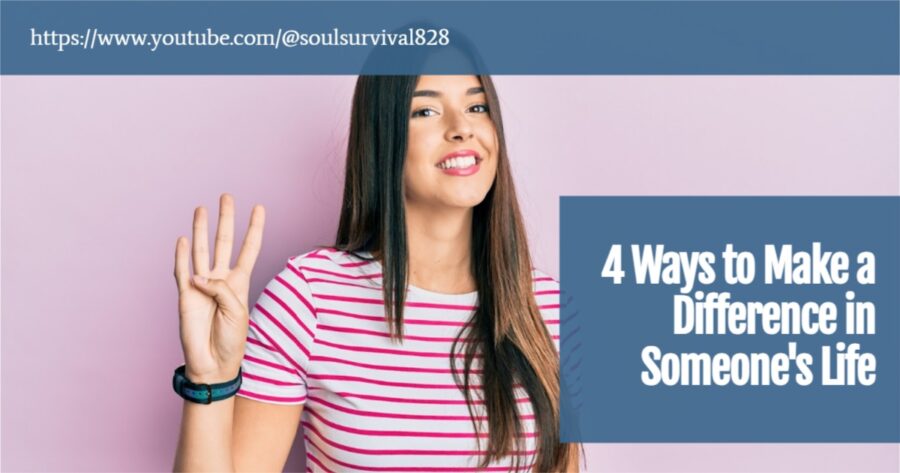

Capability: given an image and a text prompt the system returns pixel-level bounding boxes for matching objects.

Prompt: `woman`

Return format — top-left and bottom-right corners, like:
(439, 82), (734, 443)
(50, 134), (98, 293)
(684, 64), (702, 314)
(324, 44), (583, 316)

(173, 74), (582, 472)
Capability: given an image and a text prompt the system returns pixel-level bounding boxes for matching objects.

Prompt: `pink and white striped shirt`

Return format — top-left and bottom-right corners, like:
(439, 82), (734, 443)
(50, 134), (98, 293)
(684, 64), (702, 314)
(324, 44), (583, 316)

(236, 247), (561, 472)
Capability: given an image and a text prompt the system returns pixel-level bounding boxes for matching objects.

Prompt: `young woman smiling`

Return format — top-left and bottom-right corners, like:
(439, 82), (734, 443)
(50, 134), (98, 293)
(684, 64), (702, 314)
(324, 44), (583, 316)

(173, 75), (581, 472)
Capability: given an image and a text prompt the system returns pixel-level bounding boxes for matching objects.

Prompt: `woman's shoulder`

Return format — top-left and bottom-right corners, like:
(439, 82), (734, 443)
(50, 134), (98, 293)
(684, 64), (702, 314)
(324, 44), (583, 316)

(530, 268), (562, 339)
(285, 246), (380, 279)
(530, 267), (560, 291)
(530, 267), (561, 312)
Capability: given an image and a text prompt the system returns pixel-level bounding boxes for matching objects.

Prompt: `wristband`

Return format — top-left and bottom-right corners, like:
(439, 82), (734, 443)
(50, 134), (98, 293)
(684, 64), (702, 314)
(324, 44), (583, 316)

(172, 364), (242, 404)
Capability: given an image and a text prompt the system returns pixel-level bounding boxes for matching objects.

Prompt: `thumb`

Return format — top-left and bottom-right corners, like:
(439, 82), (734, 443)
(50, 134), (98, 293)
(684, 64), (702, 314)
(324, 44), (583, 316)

(191, 275), (246, 319)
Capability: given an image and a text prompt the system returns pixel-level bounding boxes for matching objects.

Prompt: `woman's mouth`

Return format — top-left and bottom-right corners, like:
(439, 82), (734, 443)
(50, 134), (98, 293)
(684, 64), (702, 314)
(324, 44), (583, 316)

(436, 152), (482, 177)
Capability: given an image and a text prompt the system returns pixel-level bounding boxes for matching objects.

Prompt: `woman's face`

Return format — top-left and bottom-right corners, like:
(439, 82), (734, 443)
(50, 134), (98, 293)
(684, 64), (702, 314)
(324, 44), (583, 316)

(403, 75), (499, 211)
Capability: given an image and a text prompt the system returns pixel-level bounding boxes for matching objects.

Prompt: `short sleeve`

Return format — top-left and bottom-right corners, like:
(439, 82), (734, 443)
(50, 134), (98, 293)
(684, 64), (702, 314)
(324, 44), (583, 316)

(236, 257), (318, 405)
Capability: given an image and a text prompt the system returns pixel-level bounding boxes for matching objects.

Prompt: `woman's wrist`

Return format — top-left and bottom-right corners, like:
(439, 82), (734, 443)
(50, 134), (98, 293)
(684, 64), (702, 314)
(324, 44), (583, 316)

(185, 365), (240, 385)
(174, 364), (243, 404)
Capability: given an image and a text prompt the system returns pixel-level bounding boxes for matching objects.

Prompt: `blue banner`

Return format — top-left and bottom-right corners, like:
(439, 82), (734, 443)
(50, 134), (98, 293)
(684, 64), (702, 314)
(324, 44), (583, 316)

(560, 197), (900, 442)
(1, 1), (898, 74)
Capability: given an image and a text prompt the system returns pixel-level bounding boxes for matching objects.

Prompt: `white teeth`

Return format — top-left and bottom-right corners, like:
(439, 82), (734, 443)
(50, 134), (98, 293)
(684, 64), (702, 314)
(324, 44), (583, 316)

(440, 156), (477, 169)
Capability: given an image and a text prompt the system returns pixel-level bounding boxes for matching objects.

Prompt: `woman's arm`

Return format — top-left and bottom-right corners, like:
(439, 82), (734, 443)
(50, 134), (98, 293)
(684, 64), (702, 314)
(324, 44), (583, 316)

(172, 195), (286, 471)
(232, 397), (304, 472)
(172, 394), (304, 472)
(173, 395), (237, 472)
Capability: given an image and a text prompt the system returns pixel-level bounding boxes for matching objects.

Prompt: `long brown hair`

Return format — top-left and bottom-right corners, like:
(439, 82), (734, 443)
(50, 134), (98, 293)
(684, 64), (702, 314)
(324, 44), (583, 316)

(334, 75), (580, 472)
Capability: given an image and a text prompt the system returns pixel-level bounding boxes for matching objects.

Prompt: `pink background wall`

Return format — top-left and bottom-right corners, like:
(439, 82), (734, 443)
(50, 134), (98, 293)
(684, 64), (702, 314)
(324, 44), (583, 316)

(2, 76), (898, 472)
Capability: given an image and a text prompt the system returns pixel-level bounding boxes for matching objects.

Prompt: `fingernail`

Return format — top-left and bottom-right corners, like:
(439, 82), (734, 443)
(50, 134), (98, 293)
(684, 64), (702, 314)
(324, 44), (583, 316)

(192, 275), (207, 285)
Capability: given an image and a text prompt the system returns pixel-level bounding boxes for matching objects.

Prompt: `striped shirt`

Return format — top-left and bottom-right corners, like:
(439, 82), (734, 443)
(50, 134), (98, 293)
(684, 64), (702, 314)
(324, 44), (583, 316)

(236, 247), (561, 472)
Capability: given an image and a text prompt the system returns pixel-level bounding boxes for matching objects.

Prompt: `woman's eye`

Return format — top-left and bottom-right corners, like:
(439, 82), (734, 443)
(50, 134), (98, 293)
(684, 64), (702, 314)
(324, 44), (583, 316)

(411, 108), (437, 118)
(412, 104), (488, 118)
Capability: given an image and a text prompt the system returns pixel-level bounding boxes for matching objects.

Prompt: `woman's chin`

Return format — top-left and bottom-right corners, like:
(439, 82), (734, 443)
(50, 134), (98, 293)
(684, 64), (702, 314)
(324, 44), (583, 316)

(406, 190), (491, 211)
(443, 195), (489, 210)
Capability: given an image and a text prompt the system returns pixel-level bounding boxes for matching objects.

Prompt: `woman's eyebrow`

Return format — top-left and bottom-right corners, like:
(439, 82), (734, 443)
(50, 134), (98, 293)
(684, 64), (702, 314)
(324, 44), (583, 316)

(412, 87), (485, 98)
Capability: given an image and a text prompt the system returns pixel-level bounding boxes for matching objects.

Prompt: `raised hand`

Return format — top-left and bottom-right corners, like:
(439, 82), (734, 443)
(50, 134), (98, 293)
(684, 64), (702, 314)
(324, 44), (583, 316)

(174, 193), (265, 383)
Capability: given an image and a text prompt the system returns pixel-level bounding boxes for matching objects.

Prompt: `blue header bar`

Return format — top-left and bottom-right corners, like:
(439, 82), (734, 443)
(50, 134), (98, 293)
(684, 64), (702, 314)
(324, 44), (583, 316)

(2, 1), (897, 75)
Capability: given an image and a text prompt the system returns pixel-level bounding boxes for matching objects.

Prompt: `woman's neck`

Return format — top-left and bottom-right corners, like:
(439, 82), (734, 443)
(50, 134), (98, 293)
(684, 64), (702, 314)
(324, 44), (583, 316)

(395, 203), (476, 294)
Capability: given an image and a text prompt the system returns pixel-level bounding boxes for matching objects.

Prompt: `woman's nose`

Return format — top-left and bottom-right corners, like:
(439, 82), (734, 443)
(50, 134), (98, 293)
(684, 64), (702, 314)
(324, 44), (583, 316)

(444, 111), (474, 142)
